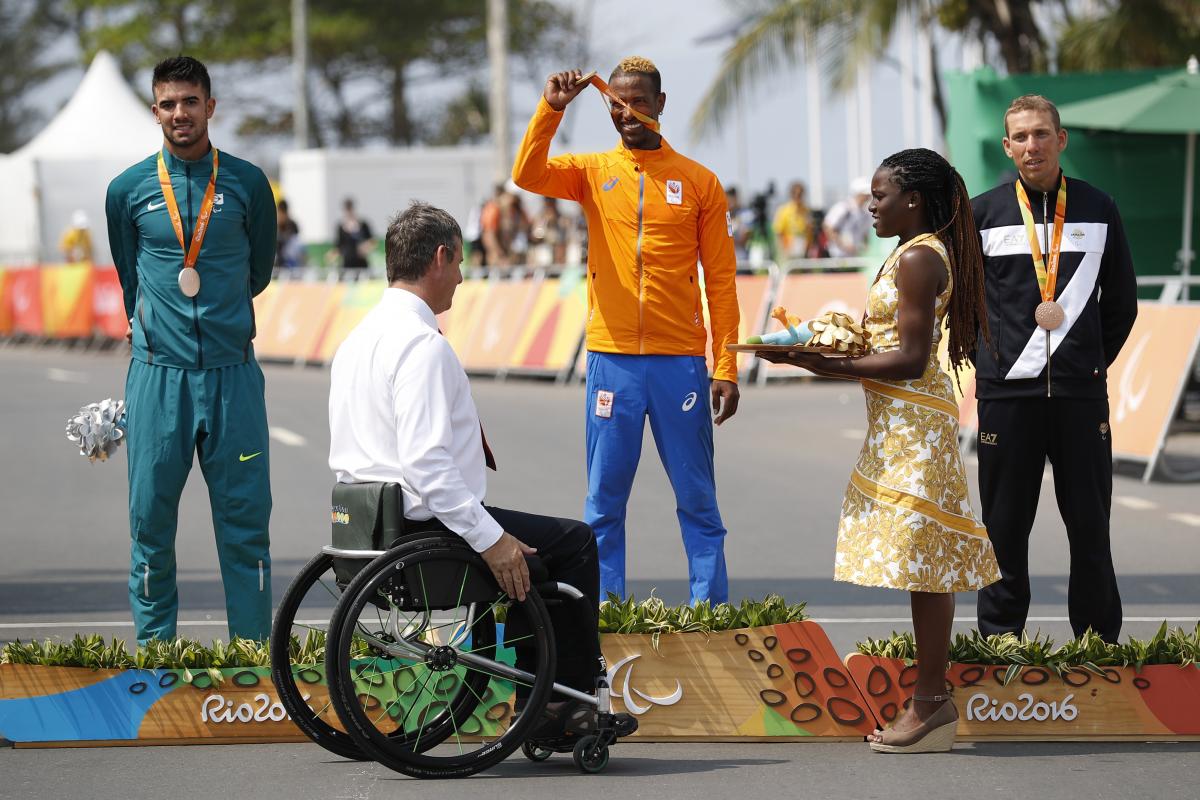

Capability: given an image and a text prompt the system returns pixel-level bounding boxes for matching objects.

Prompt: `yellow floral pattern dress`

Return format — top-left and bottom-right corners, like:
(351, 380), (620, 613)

(833, 233), (1000, 593)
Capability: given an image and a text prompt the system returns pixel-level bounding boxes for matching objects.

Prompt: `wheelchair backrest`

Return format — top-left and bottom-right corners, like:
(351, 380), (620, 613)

(330, 481), (406, 586)
(330, 482), (500, 609)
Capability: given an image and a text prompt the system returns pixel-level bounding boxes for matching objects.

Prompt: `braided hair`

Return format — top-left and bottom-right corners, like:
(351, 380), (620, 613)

(878, 148), (990, 371)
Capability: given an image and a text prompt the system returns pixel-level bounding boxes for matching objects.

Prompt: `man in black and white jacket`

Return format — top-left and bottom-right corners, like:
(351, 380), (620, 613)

(971, 94), (1138, 643)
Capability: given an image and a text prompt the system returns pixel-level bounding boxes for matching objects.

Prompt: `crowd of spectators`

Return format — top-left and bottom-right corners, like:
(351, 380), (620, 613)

(271, 176), (870, 280)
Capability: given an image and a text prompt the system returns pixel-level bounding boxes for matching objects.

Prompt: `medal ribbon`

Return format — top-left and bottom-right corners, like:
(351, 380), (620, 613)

(156, 149), (219, 271)
(584, 73), (661, 134)
(1014, 174), (1066, 302)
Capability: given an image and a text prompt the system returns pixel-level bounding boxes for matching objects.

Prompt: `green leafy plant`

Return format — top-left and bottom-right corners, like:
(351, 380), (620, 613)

(855, 623), (1200, 684)
(2, 634), (273, 685)
(597, 593), (807, 650)
(0, 596), (809, 670)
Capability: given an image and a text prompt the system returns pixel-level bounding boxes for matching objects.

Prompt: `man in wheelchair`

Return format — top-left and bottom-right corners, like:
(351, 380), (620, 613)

(327, 201), (636, 749)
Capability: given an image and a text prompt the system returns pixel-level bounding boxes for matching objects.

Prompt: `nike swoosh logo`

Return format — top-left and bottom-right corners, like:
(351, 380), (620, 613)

(238, 451), (263, 462)
(147, 200), (167, 211)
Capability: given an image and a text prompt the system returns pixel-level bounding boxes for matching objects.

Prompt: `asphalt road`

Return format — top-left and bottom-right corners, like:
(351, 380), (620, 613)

(3, 741), (1200, 800)
(2, 344), (1198, 795)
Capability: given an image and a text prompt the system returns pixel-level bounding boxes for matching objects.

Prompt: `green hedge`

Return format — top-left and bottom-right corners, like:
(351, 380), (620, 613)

(857, 622), (1200, 682)
(0, 595), (809, 670)
(4, 605), (1196, 673)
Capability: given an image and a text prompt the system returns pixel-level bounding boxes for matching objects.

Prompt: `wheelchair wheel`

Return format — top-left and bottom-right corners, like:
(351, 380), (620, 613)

(521, 741), (554, 762)
(572, 735), (609, 774)
(270, 551), (365, 760)
(327, 539), (556, 779)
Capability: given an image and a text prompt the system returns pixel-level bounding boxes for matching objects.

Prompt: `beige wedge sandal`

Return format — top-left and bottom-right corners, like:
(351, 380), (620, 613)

(869, 693), (958, 754)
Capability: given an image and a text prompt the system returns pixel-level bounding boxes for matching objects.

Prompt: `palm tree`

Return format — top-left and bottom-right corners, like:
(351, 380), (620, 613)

(1057, 0), (1200, 72)
(690, 0), (1047, 141)
(693, 0), (1200, 143)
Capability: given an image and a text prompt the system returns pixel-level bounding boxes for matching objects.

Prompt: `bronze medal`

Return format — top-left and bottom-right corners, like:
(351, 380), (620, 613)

(1035, 300), (1064, 331)
(158, 149), (218, 302)
(178, 267), (201, 298)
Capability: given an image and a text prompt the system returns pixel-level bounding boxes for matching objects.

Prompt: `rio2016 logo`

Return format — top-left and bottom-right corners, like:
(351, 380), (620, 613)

(201, 692), (298, 724)
(966, 691), (1078, 723)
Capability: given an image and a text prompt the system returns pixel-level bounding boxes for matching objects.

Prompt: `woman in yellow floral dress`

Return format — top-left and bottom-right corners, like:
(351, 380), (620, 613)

(760, 148), (1000, 753)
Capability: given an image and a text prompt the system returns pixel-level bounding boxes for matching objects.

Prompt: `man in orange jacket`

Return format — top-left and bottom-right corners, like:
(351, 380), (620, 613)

(513, 56), (740, 604)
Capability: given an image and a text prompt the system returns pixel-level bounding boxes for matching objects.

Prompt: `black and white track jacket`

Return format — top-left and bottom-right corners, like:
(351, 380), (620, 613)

(971, 173), (1138, 399)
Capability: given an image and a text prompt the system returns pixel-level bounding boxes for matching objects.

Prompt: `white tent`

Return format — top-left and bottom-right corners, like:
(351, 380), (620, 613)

(0, 50), (161, 265)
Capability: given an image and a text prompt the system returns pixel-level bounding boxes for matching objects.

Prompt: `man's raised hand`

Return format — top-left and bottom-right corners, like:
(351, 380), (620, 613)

(544, 70), (591, 112)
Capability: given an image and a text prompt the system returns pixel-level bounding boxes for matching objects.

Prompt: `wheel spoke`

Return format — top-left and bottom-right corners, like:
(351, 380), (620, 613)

(407, 667), (438, 748)
(455, 669), (495, 742)
(465, 633), (533, 653)
(459, 662), (533, 689)
(317, 576), (340, 602)
(377, 664), (432, 731)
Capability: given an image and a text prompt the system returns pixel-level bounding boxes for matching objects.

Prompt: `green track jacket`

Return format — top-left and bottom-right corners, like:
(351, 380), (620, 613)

(106, 146), (276, 369)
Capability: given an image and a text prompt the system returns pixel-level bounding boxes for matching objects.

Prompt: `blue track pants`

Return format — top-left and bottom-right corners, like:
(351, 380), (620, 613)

(584, 352), (728, 604)
(125, 359), (272, 643)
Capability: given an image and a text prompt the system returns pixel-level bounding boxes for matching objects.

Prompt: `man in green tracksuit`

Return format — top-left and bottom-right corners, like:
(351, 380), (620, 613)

(105, 56), (276, 643)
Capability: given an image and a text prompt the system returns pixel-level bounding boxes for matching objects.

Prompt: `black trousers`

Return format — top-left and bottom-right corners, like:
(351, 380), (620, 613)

(975, 396), (1122, 642)
(413, 506), (599, 699)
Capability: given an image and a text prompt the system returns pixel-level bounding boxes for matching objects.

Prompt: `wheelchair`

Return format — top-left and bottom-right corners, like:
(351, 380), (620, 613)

(271, 482), (629, 779)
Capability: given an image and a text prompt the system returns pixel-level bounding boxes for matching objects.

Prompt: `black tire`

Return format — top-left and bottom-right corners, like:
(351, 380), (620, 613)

(522, 741), (554, 762)
(572, 735), (609, 774)
(270, 551), (365, 761)
(327, 540), (556, 779)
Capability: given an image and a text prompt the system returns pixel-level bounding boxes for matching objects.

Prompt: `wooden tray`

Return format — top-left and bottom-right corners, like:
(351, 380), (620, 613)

(726, 343), (838, 354)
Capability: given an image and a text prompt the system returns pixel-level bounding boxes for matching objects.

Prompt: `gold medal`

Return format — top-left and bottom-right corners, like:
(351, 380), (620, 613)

(1034, 300), (1064, 330)
(178, 267), (201, 298)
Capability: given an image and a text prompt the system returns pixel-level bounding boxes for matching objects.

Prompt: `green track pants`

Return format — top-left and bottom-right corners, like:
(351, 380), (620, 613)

(125, 359), (272, 644)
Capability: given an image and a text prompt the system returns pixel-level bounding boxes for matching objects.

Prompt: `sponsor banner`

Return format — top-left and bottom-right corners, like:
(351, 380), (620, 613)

(312, 280), (386, 362)
(456, 279), (541, 372)
(763, 272), (869, 377)
(1108, 303), (1200, 462)
(845, 654), (1200, 739)
(0, 622), (874, 745)
(92, 267), (128, 340)
(508, 273), (587, 375)
(698, 273), (773, 378)
(602, 622), (875, 739)
(0, 269), (12, 335)
(253, 282), (344, 362)
(0, 664), (308, 745)
(250, 281), (279, 341)
(40, 263), (94, 339)
(9, 268), (44, 336)
(438, 279), (489, 358)
(7, 632), (1198, 746)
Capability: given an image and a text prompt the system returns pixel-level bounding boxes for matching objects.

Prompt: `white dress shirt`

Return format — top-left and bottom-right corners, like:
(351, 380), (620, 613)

(328, 287), (503, 552)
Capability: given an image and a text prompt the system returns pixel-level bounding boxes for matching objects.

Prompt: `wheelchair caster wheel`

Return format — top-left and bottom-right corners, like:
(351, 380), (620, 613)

(572, 735), (609, 774)
(522, 741), (554, 762)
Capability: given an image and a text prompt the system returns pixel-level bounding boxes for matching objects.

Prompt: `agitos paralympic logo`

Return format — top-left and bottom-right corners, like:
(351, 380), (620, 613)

(331, 505), (351, 525)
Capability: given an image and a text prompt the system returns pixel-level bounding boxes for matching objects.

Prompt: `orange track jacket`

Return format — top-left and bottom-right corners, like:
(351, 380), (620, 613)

(512, 97), (740, 383)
